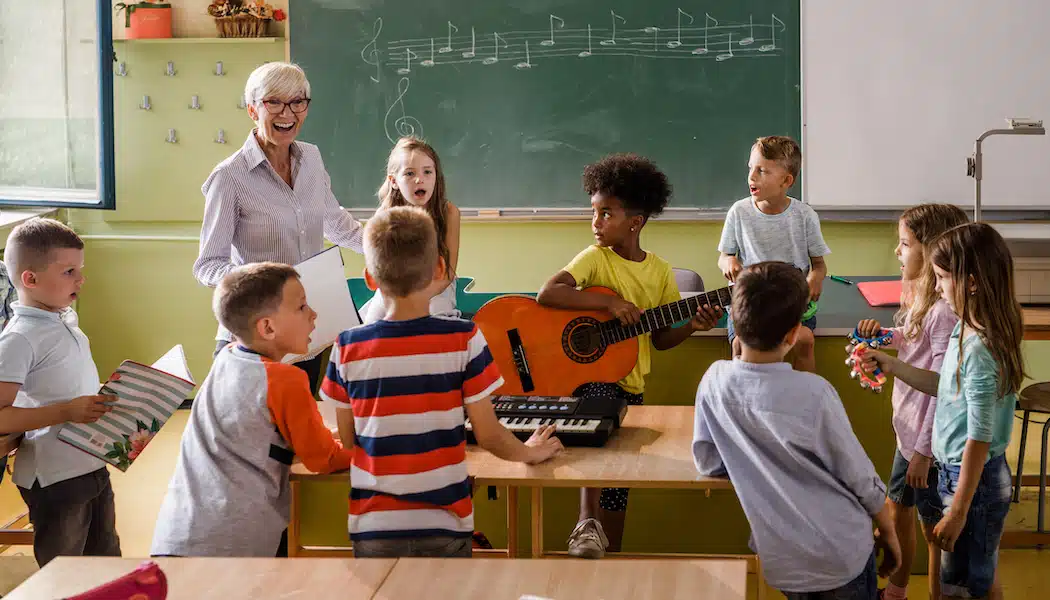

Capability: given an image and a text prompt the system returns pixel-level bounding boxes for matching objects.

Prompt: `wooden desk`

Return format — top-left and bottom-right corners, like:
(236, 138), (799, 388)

(375, 557), (747, 600)
(3, 557), (397, 600)
(289, 407), (756, 593)
(6, 557), (747, 600)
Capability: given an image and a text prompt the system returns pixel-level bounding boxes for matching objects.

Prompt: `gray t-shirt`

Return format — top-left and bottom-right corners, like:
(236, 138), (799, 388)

(718, 197), (831, 272)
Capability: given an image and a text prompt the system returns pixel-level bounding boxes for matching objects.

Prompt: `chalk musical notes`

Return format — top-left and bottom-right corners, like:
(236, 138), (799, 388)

(643, 26), (660, 52)
(716, 32), (734, 61)
(421, 38), (436, 67)
(667, 8), (693, 49)
(462, 27), (476, 58)
(760, 14), (785, 52)
(601, 11), (626, 46)
(384, 77), (423, 143)
(397, 48), (417, 74)
(579, 25), (593, 57)
(739, 15), (755, 46)
(541, 15), (565, 47)
(483, 32), (508, 65)
(439, 21), (458, 53)
(692, 13), (717, 55)
(361, 18), (382, 83)
(515, 40), (533, 70)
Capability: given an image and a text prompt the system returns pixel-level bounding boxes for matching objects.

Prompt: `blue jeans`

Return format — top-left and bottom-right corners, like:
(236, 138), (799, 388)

(781, 549), (877, 600)
(886, 449), (940, 524)
(928, 454), (1011, 599)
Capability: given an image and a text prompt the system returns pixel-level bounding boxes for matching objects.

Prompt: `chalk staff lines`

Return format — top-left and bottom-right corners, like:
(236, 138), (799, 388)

(377, 12), (787, 73)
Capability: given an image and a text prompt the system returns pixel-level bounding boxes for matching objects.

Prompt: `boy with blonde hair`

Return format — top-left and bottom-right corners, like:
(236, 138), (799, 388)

(152, 262), (351, 557)
(0, 217), (119, 567)
(718, 136), (830, 372)
(322, 206), (562, 558)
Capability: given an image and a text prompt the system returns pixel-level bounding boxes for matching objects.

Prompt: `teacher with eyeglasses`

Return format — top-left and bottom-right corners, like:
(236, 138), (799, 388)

(192, 62), (364, 392)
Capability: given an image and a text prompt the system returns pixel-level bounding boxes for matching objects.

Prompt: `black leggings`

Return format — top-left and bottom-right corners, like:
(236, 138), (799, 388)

(573, 382), (644, 512)
(213, 341), (325, 396)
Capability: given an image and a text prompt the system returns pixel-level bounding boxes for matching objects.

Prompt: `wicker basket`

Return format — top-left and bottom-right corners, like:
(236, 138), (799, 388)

(214, 14), (270, 38)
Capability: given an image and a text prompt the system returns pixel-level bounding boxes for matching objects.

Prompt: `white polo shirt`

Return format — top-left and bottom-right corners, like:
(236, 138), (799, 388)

(0, 303), (104, 488)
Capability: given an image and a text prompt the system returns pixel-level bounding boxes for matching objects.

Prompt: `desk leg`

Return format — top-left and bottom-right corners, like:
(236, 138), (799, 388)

(756, 556), (767, 600)
(531, 487), (544, 558)
(288, 480), (301, 557)
(506, 487), (519, 558)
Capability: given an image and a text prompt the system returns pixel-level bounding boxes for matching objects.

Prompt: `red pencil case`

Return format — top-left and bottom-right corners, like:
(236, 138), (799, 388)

(63, 561), (167, 600)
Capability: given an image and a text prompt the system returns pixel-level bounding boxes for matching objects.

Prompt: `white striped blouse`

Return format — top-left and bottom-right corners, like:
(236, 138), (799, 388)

(192, 130), (364, 288)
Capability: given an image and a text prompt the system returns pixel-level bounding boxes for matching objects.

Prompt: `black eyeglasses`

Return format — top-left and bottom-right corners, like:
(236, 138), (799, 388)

(260, 98), (311, 114)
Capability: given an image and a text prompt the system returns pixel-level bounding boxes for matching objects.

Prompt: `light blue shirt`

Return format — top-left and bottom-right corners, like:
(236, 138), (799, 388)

(693, 359), (886, 593)
(933, 323), (1016, 466)
(717, 197), (831, 272)
(0, 303), (104, 488)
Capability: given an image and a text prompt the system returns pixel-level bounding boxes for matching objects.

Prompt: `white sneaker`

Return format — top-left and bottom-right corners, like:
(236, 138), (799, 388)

(567, 518), (608, 559)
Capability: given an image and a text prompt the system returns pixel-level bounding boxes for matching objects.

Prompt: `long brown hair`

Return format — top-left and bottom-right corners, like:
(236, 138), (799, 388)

(377, 136), (453, 279)
(895, 204), (969, 341)
(931, 223), (1025, 397)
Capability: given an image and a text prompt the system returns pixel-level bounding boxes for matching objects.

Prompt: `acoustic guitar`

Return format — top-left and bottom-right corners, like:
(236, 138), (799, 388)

(473, 286), (733, 396)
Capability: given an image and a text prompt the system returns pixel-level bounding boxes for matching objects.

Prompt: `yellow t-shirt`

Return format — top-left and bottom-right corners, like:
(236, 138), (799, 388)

(563, 245), (681, 394)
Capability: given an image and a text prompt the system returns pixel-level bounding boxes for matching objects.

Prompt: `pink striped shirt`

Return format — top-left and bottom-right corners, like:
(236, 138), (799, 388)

(888, 300), (958, 460)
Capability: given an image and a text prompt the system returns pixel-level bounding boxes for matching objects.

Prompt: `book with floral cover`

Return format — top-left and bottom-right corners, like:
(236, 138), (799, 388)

(57, 345), (195, 471)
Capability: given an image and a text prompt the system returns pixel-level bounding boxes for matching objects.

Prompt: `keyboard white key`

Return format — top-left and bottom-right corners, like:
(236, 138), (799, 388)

(466, 417), (601, 434)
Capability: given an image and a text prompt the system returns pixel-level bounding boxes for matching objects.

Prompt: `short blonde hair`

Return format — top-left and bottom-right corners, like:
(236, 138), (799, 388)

(753, 136), (802, 179)
(3, 218), (83, 290)
(365, 207), (437, 298)
(214, 262), (299, 342)
(244, 62), (311, 106)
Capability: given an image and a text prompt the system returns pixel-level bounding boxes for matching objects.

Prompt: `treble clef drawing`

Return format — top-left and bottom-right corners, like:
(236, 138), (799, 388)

(361, 18), (383, 83)
(383, 77), (423, 143)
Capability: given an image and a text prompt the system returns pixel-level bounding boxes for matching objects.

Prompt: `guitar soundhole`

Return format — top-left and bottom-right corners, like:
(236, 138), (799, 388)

(562, 317), (605, 364)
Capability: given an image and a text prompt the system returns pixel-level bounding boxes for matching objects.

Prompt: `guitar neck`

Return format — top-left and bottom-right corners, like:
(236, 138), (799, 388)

(600, 286), (733, 344)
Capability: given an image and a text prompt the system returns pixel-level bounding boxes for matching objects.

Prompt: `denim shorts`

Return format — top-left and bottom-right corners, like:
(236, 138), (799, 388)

(781, 549), (876, 600)
(352, 534), (472, 558)
(726, 310), (817, 344)
(886, 449), (940, 524)
(929, 453), (1012, 599)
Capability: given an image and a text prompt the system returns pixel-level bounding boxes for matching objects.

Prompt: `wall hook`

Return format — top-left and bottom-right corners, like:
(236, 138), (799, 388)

(215, 61), (225, 76)
(189, 95), (201, 110)
(237, 97), (247, 109)
(116, 61), (127, 77)
(215, 129), (227, 144)
(166, 129), (177, 144)
(166, 61), (176, 76)
(140, 95), (151, 110)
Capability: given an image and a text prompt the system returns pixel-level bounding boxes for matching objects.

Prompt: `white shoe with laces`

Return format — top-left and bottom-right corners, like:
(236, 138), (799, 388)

(567, 517), (608, 559)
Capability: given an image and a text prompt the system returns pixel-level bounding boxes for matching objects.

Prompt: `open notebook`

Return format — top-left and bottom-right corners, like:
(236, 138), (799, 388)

(57, 345), (196, 472)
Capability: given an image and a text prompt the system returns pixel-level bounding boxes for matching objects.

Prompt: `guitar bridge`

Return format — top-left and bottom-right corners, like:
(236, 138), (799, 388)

(507, 328), (535, 393)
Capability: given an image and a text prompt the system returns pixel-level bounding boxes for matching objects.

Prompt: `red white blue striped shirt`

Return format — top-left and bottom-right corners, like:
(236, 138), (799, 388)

(320, 316), (503, 541)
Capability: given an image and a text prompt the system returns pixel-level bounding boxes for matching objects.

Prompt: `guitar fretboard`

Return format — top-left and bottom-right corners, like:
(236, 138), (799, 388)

(599, 286), (733, 345)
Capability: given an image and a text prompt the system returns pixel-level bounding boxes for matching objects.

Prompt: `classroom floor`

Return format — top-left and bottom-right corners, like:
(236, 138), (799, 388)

(2, 410), (1050, 598)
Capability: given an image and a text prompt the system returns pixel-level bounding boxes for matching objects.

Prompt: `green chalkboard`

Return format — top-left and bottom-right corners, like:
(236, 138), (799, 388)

(291, 1), (800, 210)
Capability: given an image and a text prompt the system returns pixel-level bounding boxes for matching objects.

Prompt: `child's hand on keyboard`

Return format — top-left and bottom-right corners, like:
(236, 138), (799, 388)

(524, 424), (564, 464)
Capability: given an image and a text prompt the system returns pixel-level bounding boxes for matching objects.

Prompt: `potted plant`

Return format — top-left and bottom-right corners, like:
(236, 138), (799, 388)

(208, 0), (286, 38)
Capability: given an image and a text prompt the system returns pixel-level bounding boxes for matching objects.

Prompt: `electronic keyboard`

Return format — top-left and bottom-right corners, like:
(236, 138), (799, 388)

(465, 395), (628, 448)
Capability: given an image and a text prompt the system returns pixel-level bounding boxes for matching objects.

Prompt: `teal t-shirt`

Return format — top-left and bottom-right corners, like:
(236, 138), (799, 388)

(933, 323), (1016, 466)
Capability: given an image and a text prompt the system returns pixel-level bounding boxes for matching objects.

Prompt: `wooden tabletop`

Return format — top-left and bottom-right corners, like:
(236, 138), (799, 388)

(7, 557), (746, 600)
(295, 405), (730, 490)
(4, 557), (397, 600)
(374, 558), (747, 600)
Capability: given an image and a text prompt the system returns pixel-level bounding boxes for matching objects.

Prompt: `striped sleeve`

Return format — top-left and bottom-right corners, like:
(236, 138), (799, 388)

(462, 326), (503, 404)
(192, 167), (239, 287)
(319, 334), (352, 407)
(265, 361), (352, 474)
(316, 148), (364, 253)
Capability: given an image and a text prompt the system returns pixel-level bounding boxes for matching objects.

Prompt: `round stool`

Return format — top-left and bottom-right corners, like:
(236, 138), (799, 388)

(1015, 382), (1050, 533)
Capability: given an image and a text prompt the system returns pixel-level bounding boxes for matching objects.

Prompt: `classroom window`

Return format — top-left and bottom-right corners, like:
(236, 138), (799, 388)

(0, 0), (115, 209)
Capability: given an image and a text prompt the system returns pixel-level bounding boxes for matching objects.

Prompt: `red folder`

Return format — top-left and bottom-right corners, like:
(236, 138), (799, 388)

(857, 280), (902, 307)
